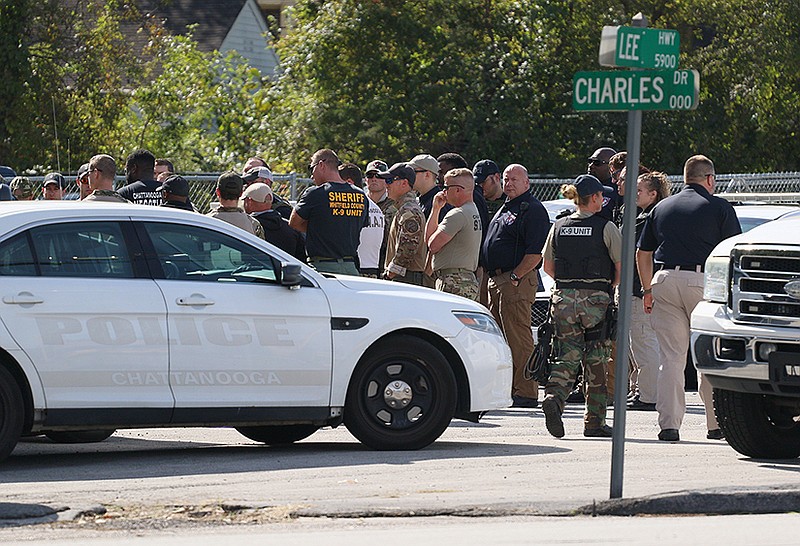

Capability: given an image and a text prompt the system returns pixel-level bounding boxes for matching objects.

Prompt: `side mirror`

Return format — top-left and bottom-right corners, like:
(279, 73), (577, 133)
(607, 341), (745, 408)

(280, 262), (303, 288)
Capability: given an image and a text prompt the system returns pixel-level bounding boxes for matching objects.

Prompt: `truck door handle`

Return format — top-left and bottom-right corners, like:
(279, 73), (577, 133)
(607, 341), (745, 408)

(3, 292), (44, 305)
(176, 294), (215, 306)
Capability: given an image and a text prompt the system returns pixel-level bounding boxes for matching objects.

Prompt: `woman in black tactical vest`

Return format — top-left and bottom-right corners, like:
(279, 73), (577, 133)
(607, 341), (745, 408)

(539, 174), (622, 438)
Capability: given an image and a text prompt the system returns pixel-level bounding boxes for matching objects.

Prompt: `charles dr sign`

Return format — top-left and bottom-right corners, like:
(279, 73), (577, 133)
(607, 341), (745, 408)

(573, 25), (699, 112)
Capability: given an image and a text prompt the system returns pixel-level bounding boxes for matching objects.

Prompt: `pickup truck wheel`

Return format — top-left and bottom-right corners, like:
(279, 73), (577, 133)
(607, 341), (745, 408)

(714, 388), (800, 459)
(45, 430), (116, 443)
(236, 425), (319, 445)
(345, 335), (456, 450)
(0, 367), (24, 462)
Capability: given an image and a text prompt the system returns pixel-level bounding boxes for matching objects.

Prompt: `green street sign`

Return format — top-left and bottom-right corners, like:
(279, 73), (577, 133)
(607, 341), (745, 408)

(572, 69), (700, 111)
(598, 26), (680, 69)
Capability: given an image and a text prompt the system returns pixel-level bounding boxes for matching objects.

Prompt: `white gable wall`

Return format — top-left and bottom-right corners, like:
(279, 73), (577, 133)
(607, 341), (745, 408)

(220, 0), (280, 77)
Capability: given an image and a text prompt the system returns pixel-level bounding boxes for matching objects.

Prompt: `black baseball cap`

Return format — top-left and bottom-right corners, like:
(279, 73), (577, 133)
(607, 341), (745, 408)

(43, 172), (66, 189)
(156, 174), (190, 197)
(216, 171), (244, 194)
(378, 162), (416, 187)
(575, 174), (613, 197)
(77, 163), (90, 181)
(472, 159), (500, 184)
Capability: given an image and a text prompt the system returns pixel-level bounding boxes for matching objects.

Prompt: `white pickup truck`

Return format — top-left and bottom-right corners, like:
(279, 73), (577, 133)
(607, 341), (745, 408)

(691, 210), (800, 459)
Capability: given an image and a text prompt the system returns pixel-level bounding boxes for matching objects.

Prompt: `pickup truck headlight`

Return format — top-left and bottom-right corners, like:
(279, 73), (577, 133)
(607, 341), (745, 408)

(453, 312), (503, 337)
(703, 256), (730, 303)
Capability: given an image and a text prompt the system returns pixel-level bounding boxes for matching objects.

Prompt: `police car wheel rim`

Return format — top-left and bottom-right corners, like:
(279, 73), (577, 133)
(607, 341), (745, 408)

(361, 360), (434, 430)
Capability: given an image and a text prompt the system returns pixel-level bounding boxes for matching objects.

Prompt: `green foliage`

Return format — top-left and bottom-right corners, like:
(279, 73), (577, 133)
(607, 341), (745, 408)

(119, 33), (270, 171)
(1, 0), (798, 175)
(267, 0), (800, 175)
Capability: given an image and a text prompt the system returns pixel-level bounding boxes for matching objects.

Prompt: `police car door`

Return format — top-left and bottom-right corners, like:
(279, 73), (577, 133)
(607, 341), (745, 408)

(139, 221), (332, 411)
(0, 220), (172, 418)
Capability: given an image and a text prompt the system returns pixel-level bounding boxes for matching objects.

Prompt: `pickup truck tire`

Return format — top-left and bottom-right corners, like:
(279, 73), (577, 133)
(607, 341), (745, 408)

(236, 424), (319, 445)
(345, 335), (457, 451)
(714, 388), (800, 459)
(45, 430), (116, 443)
(0, 367), (23, 462)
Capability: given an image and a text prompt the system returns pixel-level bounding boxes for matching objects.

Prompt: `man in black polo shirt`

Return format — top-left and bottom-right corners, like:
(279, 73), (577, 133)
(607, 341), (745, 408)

(289, 149), (369, 275)
(637, 154), (741, 442)
(482, 163), (550, 408)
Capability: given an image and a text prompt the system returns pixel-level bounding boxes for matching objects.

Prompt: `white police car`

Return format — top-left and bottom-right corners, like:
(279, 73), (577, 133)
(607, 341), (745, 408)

(0, 202), (512, 460)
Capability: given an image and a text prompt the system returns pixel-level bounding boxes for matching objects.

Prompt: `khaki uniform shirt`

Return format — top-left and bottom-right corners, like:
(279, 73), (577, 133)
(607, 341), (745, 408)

(83, 190), (130, 203)
(432, 201), (482, 272)
(207, 207), (266, 240)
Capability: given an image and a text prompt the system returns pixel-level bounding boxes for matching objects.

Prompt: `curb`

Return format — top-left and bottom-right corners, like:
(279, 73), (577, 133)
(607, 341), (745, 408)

(3, 486), (799, 527)
(575, 485), (800, 516)
(0, 503), (105, 527)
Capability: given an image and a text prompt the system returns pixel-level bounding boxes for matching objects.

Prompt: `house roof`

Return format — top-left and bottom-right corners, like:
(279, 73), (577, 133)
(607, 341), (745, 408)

(138, 0), (248, 52)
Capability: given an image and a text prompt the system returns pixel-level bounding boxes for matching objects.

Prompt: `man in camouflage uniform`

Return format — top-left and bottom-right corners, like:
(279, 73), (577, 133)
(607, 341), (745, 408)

(425, 168), (481, 300)
(380, 163), (426, 285)
(541, 174), (622, 438)
(208, 172), (266, 240)
(83, 154), (130, 203)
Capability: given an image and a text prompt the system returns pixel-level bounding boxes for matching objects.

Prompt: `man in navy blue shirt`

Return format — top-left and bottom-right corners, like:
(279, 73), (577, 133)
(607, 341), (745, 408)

(637, 154), (741, 442)
(482, 164), (551, 407)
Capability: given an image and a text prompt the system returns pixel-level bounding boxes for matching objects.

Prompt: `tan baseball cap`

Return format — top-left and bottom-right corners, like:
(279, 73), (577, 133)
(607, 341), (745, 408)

(242, 182), (273, 203)
(408, 154), (440, 175)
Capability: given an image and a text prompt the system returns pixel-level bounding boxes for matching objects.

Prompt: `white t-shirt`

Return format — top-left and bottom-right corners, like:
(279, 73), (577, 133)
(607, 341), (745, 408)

(358, 195), (385, 269)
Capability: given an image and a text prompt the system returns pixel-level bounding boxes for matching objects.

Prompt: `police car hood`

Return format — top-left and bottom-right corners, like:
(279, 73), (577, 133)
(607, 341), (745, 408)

(329, 275), (488, 313)
(709, 212), (800, 259)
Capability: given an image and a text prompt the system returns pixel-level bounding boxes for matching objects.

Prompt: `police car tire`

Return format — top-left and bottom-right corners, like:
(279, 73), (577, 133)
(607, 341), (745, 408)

(0, 366), (24, 462)
(44, 430), (116, 444)
(236, 424), (320, 445)
(714, 388), (800, 459)
(344, 335), (457, 451)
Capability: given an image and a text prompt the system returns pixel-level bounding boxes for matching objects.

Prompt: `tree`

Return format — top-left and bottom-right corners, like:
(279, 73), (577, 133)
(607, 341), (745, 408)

(118, 32), (271, 172)
(266, 0), (800, 175)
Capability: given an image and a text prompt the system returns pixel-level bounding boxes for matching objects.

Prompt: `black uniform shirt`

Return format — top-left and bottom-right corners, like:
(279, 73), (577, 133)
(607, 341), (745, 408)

(638, 183), (741, 266)
(481, 192), (550, 273)
(597, 182), (620, 223)
(419, 186), (440, 220)
(294, 181), (369, 259)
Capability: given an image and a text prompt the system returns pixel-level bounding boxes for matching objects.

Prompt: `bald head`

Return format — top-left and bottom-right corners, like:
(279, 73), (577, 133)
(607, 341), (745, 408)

(502, 164), (530, 199)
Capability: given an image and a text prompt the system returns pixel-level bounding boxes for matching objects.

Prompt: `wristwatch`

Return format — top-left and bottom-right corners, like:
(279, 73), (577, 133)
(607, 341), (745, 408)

(510, 271), (520, 286)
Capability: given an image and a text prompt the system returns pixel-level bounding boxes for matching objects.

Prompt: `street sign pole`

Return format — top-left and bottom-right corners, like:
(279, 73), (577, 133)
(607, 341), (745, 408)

(609, 12), (647, 501)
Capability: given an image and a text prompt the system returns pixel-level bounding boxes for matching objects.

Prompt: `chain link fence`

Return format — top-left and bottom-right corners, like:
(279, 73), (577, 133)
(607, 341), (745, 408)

(16, 171), (800, 211)
(529, 172), (800, 202)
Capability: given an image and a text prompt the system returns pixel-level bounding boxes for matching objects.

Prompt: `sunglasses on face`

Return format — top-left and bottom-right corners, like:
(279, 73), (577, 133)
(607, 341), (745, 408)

(590, 159), (608, 166)
(442, 184), (464, 192)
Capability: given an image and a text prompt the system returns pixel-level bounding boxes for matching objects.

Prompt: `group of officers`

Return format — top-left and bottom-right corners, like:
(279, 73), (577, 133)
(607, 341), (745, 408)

(540, 150), (741, 443)
(0, 146), (741, 443)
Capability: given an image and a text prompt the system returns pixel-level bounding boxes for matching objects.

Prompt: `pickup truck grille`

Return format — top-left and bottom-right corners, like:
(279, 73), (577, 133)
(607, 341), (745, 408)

(731, 246), (800, 326)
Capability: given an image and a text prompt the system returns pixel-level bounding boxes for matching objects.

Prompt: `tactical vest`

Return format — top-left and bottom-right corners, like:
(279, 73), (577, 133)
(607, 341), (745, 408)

(552, 214), (613, 289)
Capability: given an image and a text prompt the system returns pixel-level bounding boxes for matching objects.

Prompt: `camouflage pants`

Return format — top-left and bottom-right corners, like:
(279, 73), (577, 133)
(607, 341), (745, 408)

(545, 288), (611, 428)
(435, 270), (479, 300)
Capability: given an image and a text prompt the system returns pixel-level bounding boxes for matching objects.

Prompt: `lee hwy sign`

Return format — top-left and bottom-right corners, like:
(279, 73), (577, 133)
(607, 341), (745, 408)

(572, 69), (700, 112)
(598, 26), (681, 69)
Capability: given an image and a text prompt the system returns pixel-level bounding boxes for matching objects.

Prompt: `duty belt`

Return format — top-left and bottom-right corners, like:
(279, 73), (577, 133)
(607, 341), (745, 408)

(555, 280), (611, 290)
(433, 267), (473, 279)
(488, 268), (511, 278)
(656, 264), (704, 273)
(308, 256), (355, 263)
